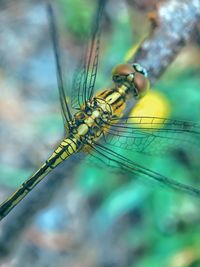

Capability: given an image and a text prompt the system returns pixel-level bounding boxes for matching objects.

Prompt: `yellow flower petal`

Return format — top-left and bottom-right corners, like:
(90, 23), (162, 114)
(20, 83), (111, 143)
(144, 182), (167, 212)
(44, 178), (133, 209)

(129, 90), (171, 130)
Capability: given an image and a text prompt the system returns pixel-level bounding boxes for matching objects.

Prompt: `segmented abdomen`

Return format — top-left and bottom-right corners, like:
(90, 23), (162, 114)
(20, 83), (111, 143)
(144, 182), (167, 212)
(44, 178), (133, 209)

(47, 138), (78, 168)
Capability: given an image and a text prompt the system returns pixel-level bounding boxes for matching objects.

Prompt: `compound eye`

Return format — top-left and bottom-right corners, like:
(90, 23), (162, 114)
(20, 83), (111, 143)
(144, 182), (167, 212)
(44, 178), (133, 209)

(133, 63), (148, 78)
(134, 72), (150, 98)
(112, 63), (135, 84)
(112, 63), (135, 76)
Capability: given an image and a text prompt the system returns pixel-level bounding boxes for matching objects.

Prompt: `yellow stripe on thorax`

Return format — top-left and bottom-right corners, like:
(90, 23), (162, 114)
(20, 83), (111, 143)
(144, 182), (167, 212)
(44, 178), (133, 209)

(96, 88), (126, 117)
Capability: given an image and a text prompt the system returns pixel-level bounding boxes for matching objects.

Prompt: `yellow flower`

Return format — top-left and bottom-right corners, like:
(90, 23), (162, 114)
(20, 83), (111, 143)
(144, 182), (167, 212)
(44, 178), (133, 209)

(129, 90), (171, 130)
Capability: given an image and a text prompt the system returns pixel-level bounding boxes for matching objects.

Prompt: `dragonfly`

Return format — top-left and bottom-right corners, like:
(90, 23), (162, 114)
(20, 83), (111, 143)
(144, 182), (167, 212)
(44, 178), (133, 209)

(0, 0), (200, 221)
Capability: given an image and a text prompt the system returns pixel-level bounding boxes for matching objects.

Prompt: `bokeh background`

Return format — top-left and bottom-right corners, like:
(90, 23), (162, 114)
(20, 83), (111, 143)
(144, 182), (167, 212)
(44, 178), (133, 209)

(0, 0), (200, 266)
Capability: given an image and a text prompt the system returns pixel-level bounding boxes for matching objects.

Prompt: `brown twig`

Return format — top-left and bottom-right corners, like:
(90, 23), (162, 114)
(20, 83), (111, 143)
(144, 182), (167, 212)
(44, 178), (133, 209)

(133, 0), (200, 84)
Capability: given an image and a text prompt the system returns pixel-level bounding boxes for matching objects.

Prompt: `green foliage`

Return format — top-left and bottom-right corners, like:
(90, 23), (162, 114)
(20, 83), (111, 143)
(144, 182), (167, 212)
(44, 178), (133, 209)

(58, 0), (94, 37)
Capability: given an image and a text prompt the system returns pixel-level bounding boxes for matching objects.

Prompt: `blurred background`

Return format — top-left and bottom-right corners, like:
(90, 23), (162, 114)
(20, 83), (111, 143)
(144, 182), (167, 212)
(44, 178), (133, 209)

(0, 0), (200, 266)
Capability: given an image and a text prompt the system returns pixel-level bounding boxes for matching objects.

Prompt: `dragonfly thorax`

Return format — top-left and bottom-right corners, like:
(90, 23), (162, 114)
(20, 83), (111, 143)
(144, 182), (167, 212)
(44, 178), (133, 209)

(69, 97), (113, 145)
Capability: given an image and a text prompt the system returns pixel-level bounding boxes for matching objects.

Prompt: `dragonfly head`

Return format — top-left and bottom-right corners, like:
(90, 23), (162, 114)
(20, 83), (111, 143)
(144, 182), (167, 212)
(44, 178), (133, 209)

(112, 63), (150, 99)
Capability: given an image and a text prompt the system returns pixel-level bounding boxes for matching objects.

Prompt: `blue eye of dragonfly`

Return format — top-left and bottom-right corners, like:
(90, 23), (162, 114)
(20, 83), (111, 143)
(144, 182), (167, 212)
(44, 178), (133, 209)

(132, 63), (148, 77)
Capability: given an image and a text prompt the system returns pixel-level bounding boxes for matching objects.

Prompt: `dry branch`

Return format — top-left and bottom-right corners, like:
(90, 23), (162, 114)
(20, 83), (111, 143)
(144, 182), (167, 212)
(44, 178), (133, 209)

(133, 0), (200, 84)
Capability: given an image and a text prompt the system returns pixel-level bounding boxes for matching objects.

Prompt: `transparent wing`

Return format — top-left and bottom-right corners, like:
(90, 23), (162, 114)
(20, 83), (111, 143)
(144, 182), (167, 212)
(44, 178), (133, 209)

(88, 142), (200, 198)
(47, 4), (72, 127)
(103, 116), (200, 156)
(71, 0), (106, 109)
